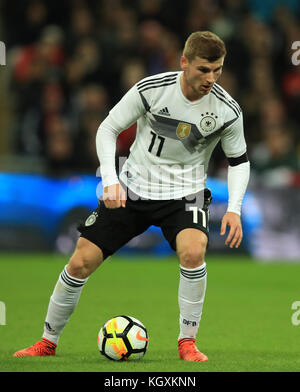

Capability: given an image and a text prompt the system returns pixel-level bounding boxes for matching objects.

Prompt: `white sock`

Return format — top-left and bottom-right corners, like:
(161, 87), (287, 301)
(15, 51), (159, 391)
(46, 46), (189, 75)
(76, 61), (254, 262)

(43, 265), (88, 344)
(178, 263), (207, 340)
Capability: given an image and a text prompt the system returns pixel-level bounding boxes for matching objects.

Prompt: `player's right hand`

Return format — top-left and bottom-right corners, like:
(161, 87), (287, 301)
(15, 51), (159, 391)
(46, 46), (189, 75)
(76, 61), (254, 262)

(103, 184), (127, 209)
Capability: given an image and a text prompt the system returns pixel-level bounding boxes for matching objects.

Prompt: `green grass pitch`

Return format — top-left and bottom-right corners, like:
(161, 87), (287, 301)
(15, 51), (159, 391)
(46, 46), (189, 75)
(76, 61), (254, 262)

(0, 252), (300, 372)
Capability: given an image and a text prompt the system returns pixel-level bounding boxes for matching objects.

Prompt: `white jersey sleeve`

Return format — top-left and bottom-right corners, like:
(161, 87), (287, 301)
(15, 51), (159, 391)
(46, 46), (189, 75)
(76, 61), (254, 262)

(219, 109), (249, 215)
(106, 84), (146, 131)
(96, 84), (145, 187)
(220, 111), (247, 158)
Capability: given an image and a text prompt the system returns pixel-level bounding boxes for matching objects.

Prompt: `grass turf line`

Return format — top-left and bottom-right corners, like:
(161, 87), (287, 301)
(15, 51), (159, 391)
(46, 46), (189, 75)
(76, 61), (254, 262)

(0, 252), (300, 372)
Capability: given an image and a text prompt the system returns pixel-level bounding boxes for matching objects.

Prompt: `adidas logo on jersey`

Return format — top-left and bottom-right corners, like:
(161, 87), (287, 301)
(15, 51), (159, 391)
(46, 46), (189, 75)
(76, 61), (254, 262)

(158, 107), (170, 116)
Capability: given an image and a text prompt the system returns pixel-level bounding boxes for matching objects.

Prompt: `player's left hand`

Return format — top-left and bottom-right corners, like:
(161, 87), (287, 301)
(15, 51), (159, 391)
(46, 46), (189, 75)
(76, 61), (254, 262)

(220, 212), (243, 248)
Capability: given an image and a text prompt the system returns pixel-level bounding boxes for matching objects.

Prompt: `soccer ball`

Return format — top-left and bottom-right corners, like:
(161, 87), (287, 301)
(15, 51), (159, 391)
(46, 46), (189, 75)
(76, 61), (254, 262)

(97, 315), (149, 361)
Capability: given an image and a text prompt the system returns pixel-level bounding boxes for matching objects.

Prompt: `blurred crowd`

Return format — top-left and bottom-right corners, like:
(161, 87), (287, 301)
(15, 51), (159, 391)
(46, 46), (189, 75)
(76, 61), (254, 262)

(2, 0), (300, 187)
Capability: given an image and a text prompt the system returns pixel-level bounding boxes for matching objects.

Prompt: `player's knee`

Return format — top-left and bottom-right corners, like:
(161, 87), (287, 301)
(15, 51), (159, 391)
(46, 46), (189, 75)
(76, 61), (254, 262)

(67, 253), (90, 279)
(67, 238), (103, 279)
(178, 245), (206, 269)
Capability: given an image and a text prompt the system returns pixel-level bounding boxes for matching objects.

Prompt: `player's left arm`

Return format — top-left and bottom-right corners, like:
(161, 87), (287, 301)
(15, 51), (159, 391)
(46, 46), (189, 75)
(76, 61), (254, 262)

(220, 112), (250, 248)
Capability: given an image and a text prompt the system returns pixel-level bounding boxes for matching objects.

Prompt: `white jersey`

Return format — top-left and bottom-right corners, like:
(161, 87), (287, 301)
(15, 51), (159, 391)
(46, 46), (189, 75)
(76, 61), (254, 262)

(97, 71), (247, 200)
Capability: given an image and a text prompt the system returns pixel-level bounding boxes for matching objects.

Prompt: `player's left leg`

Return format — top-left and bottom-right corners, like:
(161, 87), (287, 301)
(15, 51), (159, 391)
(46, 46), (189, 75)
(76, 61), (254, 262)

(176, 228), (208, 362)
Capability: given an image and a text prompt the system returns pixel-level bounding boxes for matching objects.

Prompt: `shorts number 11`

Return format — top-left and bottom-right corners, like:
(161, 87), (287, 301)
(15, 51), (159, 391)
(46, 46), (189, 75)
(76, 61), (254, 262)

(189, 206), (207, 228)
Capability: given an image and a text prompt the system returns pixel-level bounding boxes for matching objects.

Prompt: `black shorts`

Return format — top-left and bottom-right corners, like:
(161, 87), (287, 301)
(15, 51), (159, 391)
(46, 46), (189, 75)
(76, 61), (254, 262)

(77, 189), (211, 260)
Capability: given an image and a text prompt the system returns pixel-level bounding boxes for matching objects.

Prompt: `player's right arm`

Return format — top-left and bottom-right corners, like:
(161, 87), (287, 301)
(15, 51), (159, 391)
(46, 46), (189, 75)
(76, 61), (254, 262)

(96, 84), (146, 208)
(102, 184), (126, 209)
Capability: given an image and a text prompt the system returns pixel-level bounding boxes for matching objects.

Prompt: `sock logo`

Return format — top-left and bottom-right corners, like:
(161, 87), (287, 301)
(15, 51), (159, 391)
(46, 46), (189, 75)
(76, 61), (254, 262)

(44, 322), (56, 333)
(183, 319), (197, 327)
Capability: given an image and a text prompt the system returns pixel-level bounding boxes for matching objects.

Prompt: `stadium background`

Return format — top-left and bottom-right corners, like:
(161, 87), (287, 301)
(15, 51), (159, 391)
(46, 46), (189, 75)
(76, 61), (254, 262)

(0, 0), (300, 373)
(1, 0), (300, 261)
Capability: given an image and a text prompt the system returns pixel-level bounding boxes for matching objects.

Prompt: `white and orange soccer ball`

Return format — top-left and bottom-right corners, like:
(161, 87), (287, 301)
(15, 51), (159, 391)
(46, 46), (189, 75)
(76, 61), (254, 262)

(97, 315), (149, 361)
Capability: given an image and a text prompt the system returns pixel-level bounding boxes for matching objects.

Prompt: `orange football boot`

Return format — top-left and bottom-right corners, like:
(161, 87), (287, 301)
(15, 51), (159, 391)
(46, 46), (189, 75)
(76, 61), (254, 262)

(178, 338), (208, 362)
(13, 338), (57, 358)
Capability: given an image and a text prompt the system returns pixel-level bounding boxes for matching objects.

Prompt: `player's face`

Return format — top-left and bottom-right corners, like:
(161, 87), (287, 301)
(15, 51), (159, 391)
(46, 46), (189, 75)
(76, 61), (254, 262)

(180, 56), (224, 100)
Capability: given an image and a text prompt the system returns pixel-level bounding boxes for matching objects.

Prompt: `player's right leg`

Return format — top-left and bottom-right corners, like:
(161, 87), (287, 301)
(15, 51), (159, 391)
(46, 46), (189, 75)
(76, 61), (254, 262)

(13, 237), (103, 357)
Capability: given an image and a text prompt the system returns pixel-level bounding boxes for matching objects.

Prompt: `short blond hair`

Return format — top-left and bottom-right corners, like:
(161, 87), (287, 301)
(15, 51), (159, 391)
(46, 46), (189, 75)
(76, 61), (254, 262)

(183, 31), (226, 62)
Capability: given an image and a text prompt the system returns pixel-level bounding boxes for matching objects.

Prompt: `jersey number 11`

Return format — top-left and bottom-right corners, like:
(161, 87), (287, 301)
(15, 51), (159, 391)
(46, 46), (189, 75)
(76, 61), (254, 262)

(148, 131), (165, 157)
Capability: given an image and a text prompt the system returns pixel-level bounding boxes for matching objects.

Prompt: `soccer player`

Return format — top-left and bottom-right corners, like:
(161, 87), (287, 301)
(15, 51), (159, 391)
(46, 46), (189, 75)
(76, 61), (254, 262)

(13, 31), (250, 361)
